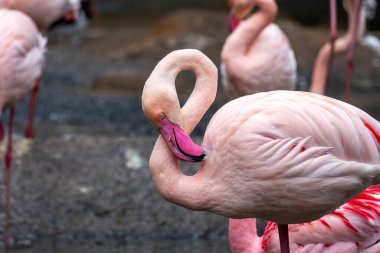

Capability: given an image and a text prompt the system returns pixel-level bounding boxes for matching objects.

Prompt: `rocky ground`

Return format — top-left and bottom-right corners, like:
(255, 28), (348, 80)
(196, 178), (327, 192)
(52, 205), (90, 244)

(1, 7), (379, 249)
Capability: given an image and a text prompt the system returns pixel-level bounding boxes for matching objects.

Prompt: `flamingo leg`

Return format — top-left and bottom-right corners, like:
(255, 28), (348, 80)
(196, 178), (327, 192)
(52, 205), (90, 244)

(309, 0), (337, 95)
(25, 79), (41, 139)
(0, 118), (4, 144)
(326, 0), (337, 93)
(344, 0), (363, 102)
(278, 223), (290, 253)
(5, 106), (14, 247)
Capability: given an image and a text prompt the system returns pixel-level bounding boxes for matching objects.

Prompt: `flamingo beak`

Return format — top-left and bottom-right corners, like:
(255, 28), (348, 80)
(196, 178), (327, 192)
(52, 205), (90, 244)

(228, 14), (241, 32)
(160, 117), (205, 162)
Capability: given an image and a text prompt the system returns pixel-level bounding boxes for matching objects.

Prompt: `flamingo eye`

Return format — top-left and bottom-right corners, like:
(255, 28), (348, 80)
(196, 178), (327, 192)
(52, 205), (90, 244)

(159, 113), (165, 119)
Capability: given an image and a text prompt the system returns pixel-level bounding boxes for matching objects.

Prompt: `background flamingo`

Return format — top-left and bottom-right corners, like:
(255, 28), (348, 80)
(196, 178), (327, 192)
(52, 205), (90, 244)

(0, 0), (81, 138)
(142, 49), (380, 253)
(221, 0), (296, 100)
(0, 9), (46, 246)
(310, 0), (366, 101)
(0, 0), (79, 246)
(0, 0), (81, 30)
(229, 187), (380, 253)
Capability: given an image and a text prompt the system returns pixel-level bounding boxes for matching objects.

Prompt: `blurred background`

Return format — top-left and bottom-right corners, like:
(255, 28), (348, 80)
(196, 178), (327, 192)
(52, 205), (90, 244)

(2, 0), (380, 252)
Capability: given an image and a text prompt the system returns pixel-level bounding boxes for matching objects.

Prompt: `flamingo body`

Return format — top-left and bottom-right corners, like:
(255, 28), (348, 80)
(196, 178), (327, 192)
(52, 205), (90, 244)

(221, 24), (296, 98)
(229, 187), (380, 253)
(142, 50), (380, 227)
(201, 90), (380, 223)
(0, 0), (80, 139)
(0, 0), (80, 30)
(0, 9), (46, 107)
(221, 0), (296, 100)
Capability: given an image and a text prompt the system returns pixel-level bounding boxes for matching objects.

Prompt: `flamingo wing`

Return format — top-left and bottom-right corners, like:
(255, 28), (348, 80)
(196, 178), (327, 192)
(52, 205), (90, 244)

(260, 187), (380, 252)
(285, 187), (380, 252)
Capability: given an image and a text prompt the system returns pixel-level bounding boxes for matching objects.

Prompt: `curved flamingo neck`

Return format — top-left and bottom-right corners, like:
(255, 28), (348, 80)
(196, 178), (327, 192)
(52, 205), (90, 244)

(146, 50), (217, 133)
(144, 49), (217, 210)
(229, 218), (264, 253)
(223, 0), (278, 56)
(310, 0), (365, 94)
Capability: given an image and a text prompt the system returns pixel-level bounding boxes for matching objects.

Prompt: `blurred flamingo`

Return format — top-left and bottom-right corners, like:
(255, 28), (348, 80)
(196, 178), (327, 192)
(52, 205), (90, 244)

(0, 9), (46, 246)
(221, 0), (296, 100)
(142, 49), (380, 253)
(229, 187), (380, 252)
(0, 0), (81, 138)
(310, 0), (368, 102)
(0, 0), (81, 30)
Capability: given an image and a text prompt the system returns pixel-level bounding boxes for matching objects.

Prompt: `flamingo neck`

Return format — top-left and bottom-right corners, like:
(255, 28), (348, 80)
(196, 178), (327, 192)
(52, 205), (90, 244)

(229, 219), (264, 253)
(146, 50), (217, 133)
(145, 49), (217, 210)
(150, 137), (212, 210)
(223, 0), (278, 56)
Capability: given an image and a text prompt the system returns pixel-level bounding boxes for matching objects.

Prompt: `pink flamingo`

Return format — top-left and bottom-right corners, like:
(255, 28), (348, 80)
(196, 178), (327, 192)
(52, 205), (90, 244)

(229, 187), (380, 252)
(142, 49), (380, 253)
(0, 9), (46, 246)
(0, 0), (81, 30)
(221, 0), (296, 100)
(0, 0), (80, 138)
(310, 0), (366, 101)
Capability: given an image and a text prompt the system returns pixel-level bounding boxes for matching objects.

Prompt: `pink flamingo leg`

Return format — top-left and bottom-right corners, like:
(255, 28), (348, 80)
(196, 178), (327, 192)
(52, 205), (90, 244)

(326, 0), (337, 93)
(278, 224), (290, 253)
(344, 0), (363, 102)
(25, 79), (41, 139)
(0, 119), (4, 144)
(5, 106), (15, 247)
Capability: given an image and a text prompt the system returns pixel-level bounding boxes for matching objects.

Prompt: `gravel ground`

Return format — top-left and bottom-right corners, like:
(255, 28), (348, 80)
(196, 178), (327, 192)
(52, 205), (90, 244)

(3, 136), (227, 247)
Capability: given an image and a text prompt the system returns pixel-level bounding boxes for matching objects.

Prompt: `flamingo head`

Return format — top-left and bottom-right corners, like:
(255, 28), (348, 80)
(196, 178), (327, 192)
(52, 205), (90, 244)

(142, 87), (205, 163)
(228, 0), (255, 31)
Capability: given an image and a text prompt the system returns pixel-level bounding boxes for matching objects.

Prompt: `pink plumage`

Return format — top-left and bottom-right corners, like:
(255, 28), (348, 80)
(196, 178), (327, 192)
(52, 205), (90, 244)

(0, 0), (81, 30)
(230, 187), (380, 252)
(0, 9), (46, 106)
(221, 0), (296, 100)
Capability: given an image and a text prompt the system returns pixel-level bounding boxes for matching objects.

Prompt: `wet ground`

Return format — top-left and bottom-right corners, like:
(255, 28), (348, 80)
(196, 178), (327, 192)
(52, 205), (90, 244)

(1, 6), (380, 252)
